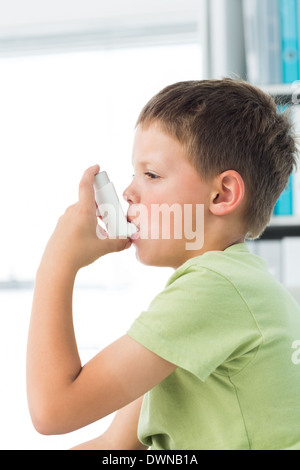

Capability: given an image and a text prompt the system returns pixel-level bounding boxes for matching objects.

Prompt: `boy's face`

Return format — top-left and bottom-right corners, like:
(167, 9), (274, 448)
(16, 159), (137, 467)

(124, 123), (212, 269)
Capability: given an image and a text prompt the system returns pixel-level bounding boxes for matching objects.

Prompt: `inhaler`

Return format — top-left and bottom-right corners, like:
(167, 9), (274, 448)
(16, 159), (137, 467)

(94, 172), (138, 238)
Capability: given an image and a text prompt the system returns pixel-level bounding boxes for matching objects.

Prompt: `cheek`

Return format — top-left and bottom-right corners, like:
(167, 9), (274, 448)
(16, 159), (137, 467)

(130, 199), (186, 240)
(138, 203), (181, 240)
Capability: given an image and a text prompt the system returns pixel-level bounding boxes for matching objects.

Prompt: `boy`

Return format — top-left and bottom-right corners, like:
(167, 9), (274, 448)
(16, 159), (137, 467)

(27, 79), (300, 450)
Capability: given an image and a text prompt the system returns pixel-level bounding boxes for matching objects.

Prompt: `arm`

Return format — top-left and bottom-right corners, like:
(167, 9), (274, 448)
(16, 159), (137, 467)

(71, 397), (148, 450)
(26, 165), (176, 435)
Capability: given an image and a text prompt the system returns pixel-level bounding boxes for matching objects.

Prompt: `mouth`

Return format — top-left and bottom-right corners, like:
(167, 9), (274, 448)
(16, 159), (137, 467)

(127, 217), (140, 241)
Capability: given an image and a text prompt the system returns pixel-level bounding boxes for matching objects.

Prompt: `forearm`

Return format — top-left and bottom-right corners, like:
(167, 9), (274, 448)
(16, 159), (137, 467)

(26, 166), (133, 434)
(71, 398), (148, 450)
(26, 255), (81, 429)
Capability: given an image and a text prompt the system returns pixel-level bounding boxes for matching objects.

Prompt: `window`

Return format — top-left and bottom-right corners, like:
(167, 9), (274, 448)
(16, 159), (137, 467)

(0, 44), (202, 284)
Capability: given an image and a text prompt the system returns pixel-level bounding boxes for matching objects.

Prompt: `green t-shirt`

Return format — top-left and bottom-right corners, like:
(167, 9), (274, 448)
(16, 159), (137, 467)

(127, 243), (300, 450)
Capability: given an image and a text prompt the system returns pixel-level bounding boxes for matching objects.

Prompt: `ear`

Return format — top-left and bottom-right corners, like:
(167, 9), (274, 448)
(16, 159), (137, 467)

(210, 170), (245, 216)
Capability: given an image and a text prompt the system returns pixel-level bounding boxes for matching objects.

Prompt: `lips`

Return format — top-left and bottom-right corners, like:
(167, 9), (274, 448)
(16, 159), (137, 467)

(127, 216), (140, 240)
(130, 230), (140, 241)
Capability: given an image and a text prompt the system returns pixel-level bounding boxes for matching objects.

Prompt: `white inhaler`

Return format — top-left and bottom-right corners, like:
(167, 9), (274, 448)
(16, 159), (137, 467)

(94, 171), (138, 238)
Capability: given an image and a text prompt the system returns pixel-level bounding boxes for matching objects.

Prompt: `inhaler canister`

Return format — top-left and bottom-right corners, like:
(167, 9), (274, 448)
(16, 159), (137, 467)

(94, 172), (138, 238)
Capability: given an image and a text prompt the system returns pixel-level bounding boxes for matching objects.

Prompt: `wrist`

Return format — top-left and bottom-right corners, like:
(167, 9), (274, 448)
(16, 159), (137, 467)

(38, 250), (79, 282)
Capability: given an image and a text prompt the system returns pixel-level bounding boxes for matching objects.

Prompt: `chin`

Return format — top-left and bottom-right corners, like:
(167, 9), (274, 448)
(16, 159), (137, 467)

(135, 249), (167, 268)
(133, 241), (179, 269)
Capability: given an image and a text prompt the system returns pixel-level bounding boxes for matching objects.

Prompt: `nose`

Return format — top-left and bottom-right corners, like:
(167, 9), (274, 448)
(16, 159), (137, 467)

(123, 179), (139, 205)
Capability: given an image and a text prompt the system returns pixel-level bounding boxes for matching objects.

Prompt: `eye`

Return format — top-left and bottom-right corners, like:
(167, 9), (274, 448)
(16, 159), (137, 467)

(145, 172), (160, 180)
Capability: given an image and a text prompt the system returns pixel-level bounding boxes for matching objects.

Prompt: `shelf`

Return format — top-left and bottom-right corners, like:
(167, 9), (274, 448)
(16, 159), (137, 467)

(269, 216), (300, 227)
(260, 84), (294, 95)
(260, 217), (300, 240)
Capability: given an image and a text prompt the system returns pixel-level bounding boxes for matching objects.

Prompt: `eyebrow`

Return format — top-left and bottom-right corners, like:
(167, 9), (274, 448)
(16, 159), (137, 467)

(132, 160), (151, 166)
(132, 155), (166, 168)
(131, 159), (152, 169)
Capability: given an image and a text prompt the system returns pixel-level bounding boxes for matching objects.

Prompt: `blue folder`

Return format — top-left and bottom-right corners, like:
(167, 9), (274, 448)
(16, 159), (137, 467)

(274, 175), (294, 216)
(274, 103), (294, 216)
(279, 0), (300, 83)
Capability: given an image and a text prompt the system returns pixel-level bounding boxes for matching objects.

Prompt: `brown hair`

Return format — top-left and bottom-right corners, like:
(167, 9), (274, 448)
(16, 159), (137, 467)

(136, 79), (298, 239)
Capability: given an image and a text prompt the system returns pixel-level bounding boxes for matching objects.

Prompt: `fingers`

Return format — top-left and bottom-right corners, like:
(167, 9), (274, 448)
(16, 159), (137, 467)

(110, 237), (132, 253)
(96, 225), (131, 248)
(95, 225), (132, 255)
(96, 224), (109, 240)
(79, 164), (100, 208)
(79, 165), (133, 256)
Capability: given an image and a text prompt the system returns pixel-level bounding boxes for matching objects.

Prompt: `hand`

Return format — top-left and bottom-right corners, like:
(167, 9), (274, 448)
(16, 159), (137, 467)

(40, 165), (132, 273)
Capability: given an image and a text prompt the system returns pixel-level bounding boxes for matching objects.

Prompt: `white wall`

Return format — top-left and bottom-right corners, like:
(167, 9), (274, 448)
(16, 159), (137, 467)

(0, 0), (246, 79)
(0, 0), (203, 36)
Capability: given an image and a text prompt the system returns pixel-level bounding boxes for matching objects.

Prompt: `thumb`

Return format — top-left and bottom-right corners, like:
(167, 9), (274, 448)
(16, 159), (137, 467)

(79, 164), (100, 208)
(96, 224), (132, 253)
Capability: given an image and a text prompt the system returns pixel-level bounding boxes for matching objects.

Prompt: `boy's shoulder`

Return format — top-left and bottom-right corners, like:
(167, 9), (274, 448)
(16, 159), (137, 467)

(165, 242), (294, 315)
(169, 243), (268, 288)
(166, 242), (300, 324)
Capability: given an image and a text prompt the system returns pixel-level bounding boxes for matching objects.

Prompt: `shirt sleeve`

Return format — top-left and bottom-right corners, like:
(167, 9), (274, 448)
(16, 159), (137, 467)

(127, 264), (262, 381)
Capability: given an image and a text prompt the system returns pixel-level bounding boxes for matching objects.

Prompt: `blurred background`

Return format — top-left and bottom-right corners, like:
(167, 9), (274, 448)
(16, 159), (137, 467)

(0, 0), (299, 449)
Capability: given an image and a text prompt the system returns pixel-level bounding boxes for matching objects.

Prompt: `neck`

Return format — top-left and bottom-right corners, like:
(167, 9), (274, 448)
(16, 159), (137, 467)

(173, 234), (246, 270)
